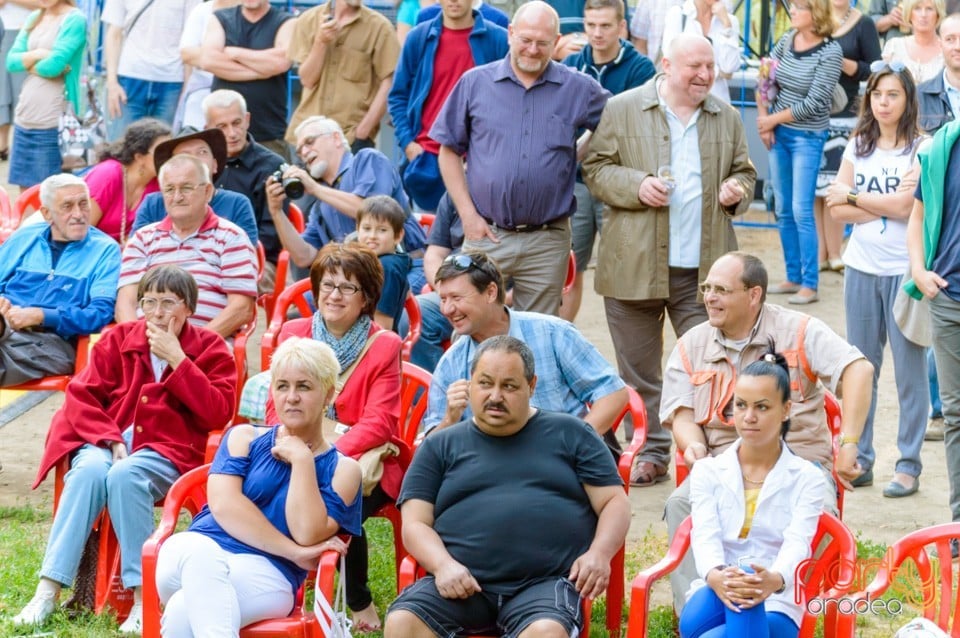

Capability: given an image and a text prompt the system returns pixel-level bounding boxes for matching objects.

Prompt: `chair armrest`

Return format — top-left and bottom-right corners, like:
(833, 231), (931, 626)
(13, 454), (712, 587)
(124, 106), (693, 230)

(314, 549), (341, 606)
(628, 516), (691, 638)
(618, 432), (646, 488)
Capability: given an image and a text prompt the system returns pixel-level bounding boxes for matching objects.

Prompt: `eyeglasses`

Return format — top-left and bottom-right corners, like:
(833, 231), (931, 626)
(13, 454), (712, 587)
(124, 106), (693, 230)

(297, 131), (335, 152)
(161, 183), (204, 198)
(139, 297), (184, 313)
(870, 60), (907, 74)
(699, 282), (749, 296)
(318, 280), (362, 297)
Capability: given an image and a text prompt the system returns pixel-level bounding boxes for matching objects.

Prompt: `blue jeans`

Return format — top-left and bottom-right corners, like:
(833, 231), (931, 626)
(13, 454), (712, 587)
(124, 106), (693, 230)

(930, 348), (943, 418)
(770, 126), (827, 290)
(679, 586), (798, 638)
(107, 76), (182, 141)
(409, 291), (453, 373)
(40, 430), (180, 589)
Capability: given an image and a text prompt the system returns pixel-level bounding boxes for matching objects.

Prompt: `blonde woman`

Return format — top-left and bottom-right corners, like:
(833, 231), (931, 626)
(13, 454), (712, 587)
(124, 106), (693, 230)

(881, 0), (944, 83)
(757, 0), (843, 305)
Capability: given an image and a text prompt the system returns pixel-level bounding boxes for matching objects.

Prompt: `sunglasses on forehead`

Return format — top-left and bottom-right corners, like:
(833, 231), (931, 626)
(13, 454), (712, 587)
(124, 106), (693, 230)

(869, 59), (907, 74)
(443, 254), (486, 272)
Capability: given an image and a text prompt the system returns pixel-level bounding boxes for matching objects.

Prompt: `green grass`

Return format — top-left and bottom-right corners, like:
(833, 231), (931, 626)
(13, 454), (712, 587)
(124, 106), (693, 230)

(0, 508), (926, 638)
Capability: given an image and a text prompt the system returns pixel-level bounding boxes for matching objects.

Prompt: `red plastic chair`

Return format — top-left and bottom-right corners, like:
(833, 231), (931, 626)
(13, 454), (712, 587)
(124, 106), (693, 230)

(259, 203), (306, 320)
(0, 188), (17, 243)
(232, 308), (257, 419)
(13, 183), (41, 224)
(141, 464), (341, 638)
(401, 292), (421, 362)
(417, 212), (434, 235)
(627, 512), (857, 638)
(563, 250), (577, 296)
(851, 522), (960, 637)
(5, 333), (93, 393)
(672, 391), (846, 518)
(400, 361), (431, 449)
(261, 278), (314, 368)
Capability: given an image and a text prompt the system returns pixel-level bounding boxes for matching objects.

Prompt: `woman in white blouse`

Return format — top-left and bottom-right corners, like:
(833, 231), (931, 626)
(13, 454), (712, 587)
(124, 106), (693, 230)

(660, 0), (741, 102)
(881, 0), (944, 83)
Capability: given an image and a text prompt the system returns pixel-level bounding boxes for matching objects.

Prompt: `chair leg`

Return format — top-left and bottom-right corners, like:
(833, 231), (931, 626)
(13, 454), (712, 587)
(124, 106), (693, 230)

(94, 514), (134, 620)
(607, 547), (625, 638)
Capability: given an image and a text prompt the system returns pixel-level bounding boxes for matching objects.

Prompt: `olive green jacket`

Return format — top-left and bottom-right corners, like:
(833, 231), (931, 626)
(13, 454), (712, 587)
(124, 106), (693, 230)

(582, 76), (756, 300)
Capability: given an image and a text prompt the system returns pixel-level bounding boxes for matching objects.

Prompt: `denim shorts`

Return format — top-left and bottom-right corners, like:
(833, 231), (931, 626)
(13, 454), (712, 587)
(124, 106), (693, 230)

(388, 575), (582, 637)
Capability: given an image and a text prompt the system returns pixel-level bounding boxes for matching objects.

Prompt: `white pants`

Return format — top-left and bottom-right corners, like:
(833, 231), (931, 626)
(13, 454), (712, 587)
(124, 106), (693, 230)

(156, 532), (295, 637)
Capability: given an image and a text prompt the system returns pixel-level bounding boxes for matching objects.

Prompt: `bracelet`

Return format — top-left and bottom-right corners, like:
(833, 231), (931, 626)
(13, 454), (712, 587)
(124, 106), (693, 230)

(840, 435), (860, 446)
(846, 190), (859, 206)
(774, 573), (786, 594)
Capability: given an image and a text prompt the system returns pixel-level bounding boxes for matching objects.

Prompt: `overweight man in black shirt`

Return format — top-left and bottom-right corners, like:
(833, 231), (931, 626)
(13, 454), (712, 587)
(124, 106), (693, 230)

(384, 335), (631, 638)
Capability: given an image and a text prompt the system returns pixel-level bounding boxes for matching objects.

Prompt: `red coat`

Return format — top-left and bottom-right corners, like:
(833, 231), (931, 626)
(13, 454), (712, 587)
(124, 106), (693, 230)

(265, 320), (404, 499)
(35, 321), (237, 488)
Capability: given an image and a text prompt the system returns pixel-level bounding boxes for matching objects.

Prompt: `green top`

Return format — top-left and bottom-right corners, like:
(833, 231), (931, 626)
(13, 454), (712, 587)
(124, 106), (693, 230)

(6, 8), (88, 114)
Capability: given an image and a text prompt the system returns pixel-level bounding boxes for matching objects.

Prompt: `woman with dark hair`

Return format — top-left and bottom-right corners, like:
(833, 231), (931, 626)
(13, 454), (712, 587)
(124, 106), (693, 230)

(14, 265), (236, 633)
(678, 350), (826, 638)
(240, 242), (403, 632)
(825, 62), (927, 497)
(757, 0), (843, 305)
(83, 118), (171, 243)
(5, 0), (85, 190)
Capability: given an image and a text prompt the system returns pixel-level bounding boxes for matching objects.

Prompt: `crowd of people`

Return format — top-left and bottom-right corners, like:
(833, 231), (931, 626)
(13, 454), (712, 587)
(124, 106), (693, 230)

(4, 0), (960, 636)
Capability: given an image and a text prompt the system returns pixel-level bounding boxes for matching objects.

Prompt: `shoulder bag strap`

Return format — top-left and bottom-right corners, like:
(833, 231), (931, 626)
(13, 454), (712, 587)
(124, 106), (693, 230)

(124, 0), (156, 39)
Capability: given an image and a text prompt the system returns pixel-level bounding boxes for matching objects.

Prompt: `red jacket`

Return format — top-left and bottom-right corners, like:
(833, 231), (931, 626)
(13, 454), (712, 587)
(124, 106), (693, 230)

(265, 320), (404, 499)
(35, 320), (237, 488)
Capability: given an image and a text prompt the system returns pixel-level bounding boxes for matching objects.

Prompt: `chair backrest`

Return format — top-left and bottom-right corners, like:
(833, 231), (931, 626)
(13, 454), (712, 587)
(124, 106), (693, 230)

(858, 522), (960, 636)
(13, 183), (41, 224)
(417, 212), (434, 236)
(400, 361), (431, 448)
(0, 188), (16, 243)
(261, 278), (315, 368)
(401, 292), (421, 362)
(627, 512), (857, 638)
(233, 309), (258, 419)
(562, 250), (577, 296)
(257, 203), (306, 319)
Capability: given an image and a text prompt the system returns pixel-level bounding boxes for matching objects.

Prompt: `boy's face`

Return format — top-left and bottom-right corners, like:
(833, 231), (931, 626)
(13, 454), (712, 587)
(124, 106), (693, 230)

(357, 215), (403, 256)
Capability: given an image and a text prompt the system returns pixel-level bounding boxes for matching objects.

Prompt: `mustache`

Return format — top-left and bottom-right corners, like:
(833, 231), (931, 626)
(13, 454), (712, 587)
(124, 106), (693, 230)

(483, 401), (508, 412)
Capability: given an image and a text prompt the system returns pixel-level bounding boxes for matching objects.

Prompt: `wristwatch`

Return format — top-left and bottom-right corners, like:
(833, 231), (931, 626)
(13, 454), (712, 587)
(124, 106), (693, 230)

(846, 190), (859, 206)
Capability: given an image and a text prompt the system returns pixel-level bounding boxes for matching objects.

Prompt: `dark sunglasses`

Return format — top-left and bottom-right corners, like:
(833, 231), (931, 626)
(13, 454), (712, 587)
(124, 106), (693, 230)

(869, 59), (907, 74)
(443, 254), (484, 272)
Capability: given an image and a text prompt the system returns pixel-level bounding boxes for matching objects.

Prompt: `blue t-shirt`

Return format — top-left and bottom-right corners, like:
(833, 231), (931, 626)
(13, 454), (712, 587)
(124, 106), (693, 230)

(188, 427), (363, 593)
(133, 188), (260, 248)
(379, 251), (412, 331)
(915, 141), (960, 301)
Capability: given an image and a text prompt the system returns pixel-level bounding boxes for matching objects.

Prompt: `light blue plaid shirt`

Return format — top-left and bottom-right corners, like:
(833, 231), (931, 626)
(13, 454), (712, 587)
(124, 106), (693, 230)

(424, 309), (626, 431)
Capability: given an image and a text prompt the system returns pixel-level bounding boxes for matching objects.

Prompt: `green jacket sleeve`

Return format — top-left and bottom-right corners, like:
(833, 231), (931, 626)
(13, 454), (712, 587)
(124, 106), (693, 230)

(32, 11), (87, 79)
(5, 12), (36, 74)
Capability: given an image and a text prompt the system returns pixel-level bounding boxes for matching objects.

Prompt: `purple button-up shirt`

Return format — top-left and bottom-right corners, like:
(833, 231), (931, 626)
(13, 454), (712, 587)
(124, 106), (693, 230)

(430, 57), (610, 228)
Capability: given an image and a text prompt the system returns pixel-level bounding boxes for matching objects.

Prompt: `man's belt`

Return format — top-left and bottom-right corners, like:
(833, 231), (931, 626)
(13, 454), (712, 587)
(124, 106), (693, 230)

(481, 216), (564, 233)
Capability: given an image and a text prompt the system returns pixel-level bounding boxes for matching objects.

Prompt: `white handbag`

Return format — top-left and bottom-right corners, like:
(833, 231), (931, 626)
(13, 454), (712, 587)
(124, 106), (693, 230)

(314, 553), (353, 638)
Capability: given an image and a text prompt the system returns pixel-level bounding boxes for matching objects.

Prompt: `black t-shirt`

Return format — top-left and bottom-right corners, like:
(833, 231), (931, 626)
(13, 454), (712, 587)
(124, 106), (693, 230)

(398, 410), (622, 594)
(212, 6), (293, 142)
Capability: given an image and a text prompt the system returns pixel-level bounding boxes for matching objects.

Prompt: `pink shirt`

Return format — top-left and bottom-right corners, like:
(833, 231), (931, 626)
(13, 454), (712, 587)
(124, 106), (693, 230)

(84, 158), (159, 243)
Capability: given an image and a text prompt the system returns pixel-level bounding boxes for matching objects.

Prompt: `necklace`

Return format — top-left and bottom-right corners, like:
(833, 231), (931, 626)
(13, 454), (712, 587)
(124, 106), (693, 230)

(742, 472), (766, 485)
(839, 7), (852, 25)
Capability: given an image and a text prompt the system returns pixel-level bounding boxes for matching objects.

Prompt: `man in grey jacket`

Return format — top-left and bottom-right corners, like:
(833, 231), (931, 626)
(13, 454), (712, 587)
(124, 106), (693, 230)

(582, 32), (755, 487)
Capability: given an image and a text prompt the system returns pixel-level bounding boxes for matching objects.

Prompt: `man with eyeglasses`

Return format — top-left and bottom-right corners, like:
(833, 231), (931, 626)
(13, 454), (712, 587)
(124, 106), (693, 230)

(0, 173), (120, 387)
(430, 0), (610, 316)
(582, 33), (755, 488)
(267, 115), (427, 289)
(659, 251), (873, 611)
(115, 155), (258, 339)
(423, 251), (629, 449)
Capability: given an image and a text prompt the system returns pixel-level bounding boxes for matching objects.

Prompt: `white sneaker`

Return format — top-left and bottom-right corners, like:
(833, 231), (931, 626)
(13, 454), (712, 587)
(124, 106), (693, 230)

(12, 591), (56, 626)
(118, 602), (143, 635)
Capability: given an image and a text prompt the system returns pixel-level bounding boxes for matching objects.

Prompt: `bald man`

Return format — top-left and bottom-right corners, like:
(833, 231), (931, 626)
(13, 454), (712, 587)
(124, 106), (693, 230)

(429, 0), (610, 316)
(582, 34), (756, 485)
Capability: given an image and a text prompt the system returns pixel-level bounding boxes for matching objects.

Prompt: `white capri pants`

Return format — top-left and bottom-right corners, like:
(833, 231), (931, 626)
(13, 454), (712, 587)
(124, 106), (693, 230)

(156, 531), (295, 637)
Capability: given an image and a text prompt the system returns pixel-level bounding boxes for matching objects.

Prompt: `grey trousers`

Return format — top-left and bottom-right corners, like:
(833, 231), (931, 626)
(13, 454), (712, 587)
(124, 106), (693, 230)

(603, 268), (706, 460)
(844, 267), (928, 477)
(0, 329), (75, 387)
(664, 463), (838, 612)
(929, 292), (960, 520)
